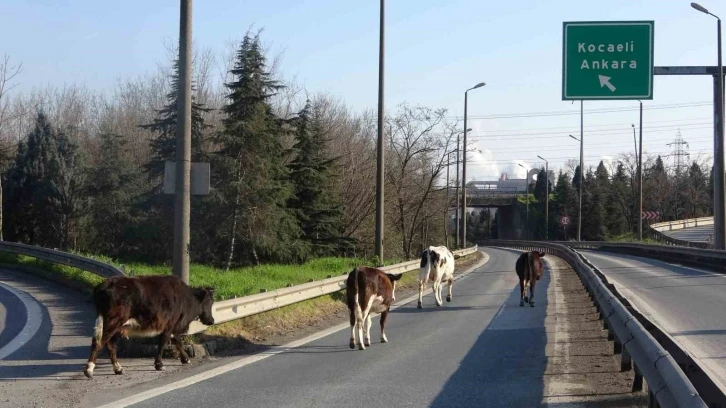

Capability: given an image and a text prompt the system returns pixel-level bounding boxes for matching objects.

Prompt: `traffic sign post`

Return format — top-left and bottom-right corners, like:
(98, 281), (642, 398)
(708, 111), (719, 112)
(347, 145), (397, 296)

(560, 216), (571, 226)
(563, 21), (654, 100)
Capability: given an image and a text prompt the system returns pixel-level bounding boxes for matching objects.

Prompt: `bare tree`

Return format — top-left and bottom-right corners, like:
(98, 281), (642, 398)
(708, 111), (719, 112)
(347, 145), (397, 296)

(0, 55), (23, 240)
(386, 104), (455, 259)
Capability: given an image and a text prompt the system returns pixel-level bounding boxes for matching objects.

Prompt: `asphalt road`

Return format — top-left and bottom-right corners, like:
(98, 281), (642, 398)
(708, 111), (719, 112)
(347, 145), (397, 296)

(130, 248), (550, 408)
(661, 225), (713, 243)
(580, 250), (726, 394)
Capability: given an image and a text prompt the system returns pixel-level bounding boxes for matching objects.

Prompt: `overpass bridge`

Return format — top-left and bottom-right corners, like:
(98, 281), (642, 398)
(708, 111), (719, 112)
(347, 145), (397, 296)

(462, 169), (553, 239)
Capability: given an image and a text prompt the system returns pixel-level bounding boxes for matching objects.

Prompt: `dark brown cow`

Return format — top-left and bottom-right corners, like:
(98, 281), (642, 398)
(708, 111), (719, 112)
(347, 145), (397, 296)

(346, 266), (402, 350)
(515, 251), (546, 307)
(83, 275), (215, 379)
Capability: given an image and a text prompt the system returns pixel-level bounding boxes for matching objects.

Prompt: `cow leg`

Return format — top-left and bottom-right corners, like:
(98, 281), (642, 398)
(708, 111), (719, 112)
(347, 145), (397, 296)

(434, 281), (443, 306)
(523, 279), (530, 304)
(357, 313), (366, 350)
(529, 277), (537, 307)
(364, 315), (372, 347)
(417, 280), (425, 308)
(349, 310), (356, 349)
(154, 332), (171, 371)
(84, 317), (119, 379)
(519, 279), (525, 307)
(380, 310), (389, 343)
(107, 333), (124, 375)
(446, 278), (454, 302)
(172, 335), (190, 364)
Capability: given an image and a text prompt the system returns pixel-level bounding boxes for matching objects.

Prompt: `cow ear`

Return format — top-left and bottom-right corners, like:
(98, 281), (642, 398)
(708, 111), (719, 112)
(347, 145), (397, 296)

(539, 252), (546, 257)
(387, 273), (403, 282)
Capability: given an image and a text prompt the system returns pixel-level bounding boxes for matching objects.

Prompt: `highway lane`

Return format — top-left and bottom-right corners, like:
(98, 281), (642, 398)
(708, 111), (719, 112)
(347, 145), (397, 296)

(124, 248), (642, 408)
(580, 250), (726, 394)
(661, 225), (713, 243)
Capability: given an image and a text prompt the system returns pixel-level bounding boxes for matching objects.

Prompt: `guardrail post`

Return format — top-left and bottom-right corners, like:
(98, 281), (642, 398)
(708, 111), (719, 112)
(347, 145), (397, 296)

(621, 346), (632, 371)
(613, 335), (622, 354)
(632, 362), (644, 392)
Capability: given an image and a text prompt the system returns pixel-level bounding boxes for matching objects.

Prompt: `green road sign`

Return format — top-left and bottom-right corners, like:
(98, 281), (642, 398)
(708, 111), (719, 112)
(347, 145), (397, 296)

(562, 21), (654, 100)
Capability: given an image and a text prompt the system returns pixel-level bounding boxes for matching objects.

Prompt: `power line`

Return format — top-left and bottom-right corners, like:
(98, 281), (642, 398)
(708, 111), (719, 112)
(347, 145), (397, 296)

(447, 101), (710, 120)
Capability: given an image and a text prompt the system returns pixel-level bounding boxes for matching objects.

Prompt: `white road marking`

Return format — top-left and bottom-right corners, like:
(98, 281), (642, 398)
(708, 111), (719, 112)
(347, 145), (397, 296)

(98, 252), (490, 408)
(0, 281), (43, 360)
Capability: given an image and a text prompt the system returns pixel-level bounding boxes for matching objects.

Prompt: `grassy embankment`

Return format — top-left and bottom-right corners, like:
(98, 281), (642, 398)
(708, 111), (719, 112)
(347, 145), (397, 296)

(0, 248), (480, 346)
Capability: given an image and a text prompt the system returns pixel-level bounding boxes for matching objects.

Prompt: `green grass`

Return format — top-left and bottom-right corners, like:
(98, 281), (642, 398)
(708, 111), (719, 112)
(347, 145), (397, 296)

(0, 250), (409, 301)
(608, 233), (660, 245)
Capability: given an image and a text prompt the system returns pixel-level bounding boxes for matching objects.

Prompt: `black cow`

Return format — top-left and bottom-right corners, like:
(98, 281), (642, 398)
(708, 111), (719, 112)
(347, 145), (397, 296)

(515, 251), (545, 307)
(83, 275), (215, 379)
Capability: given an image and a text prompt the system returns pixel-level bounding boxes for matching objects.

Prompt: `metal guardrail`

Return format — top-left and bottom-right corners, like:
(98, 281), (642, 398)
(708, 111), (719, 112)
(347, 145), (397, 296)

(566, 241), (726, 272)
(186, 245), (478, 334)
(0, 241), (125, 278)
(651, 216), (713, 232)
(482, 240), (707, 408)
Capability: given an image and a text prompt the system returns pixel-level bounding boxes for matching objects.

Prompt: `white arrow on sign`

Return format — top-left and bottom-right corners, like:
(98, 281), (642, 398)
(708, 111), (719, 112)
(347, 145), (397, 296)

(598, 75), (616, 92)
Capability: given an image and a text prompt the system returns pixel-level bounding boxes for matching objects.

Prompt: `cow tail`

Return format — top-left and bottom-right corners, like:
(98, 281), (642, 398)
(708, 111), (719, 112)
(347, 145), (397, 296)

(93, 315), (103, 343)
(353, 268), (365, 322)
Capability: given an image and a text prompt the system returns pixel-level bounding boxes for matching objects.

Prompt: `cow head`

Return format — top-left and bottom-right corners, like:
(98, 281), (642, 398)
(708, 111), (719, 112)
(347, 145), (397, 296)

(193, 287), (216, 326)
(537, 252), (546, 258)
(386, 273), (403, 301)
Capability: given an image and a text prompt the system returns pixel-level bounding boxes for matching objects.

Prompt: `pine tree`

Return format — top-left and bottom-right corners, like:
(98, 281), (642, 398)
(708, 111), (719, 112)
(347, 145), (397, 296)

(554, 171), (575, 240)
(85, 132), (141, 255)
(141, 59), (210, 185)
(3, 112), (83, 249)
(214, 31), (306, 267)
(288, 100), (343, 256)
(581, 169), (607, 240)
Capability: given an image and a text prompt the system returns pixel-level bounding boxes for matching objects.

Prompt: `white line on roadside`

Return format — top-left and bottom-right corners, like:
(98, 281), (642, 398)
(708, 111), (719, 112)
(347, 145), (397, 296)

(98, 252), (490, 408)
(0, 281), (43, 360)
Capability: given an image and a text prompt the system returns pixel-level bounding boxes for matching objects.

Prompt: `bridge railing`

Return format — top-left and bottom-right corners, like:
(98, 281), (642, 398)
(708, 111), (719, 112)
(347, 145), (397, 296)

(482, 240), (708, 408)
(650, 216), (713, 232)
(0, 241), (125, 278)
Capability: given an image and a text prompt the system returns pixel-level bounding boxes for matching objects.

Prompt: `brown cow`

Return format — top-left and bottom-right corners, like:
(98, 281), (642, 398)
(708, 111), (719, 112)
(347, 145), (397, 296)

(515, 251), (546, 307)
(83, 275), (215, 379)
(346, 266), (402, 350)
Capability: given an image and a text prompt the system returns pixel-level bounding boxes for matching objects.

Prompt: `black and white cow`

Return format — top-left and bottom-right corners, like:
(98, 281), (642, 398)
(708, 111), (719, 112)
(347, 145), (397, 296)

(418, 246), (455, 308)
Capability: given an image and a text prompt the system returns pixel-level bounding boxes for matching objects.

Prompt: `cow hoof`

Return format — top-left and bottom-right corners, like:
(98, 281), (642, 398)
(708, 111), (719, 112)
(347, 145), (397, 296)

(417, 301), (422, 309)
(364, 341), (371, 347)
(446, 295), (452, 302)
(180, 357), (190, 365)
(519, 301), (524, 307)
(83, 369), (93, 379)
(358, 344), (366, 351)
(349, 340), (355, 349)
(155, 364), (165, 371)
(436, 302), (442, 307)
(381, 336), (388, 343)
(114, 368), (124, 375)
(524, 296), (529, 303)
(530, 302), (535, 307)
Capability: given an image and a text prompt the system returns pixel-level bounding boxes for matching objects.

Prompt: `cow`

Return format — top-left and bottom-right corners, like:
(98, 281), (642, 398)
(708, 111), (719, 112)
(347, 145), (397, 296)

(83, 275), (215, 379)
(346, 266), (402, 350)
(418, 246), (455, 308)
(515, 251), (546, 307)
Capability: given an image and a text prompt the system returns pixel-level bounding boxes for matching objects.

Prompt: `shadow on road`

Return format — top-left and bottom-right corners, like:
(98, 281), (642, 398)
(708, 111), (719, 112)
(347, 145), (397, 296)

(429, 262), (551, 407)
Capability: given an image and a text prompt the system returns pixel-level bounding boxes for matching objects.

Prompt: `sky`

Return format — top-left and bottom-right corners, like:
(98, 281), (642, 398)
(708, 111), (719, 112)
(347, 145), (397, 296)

(1, 0), (724, 182)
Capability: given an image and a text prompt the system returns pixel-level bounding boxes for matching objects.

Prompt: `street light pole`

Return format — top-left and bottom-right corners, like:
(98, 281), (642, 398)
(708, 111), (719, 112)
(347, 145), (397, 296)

(569, 133), (583, 241)
(538, 156), (549, 240)
(638, 100), (644, 241)
(173, 0), (192, 283)
(455, 133), (460, 248)
(519, 163), (530, 240)
(462, 82), (485, 248)
(692, 2), (725, 250)
(374, 0), (385, 263)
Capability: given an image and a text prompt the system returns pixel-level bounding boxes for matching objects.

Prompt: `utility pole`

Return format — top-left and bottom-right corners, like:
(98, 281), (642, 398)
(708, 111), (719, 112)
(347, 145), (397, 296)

(638, 100), (644, 241)
(578, 100), (583, 241)
(455, 133), (460, 248)
(538, 156), (549, 240)
(173, 0), (192, 283)
(374, 0), (385, 263)
(462, 82), (485, 248)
